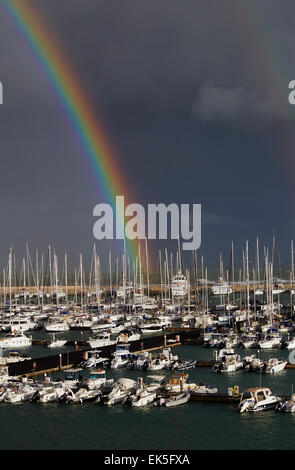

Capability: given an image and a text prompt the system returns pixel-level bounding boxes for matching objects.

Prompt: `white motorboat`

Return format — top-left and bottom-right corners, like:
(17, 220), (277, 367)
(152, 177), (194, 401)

(140, 324), (163, 334)
(147, 358), (167, 370)
(90, 321), (116, 331)
(213, 353), (244, 373)
(156, 392), (190, 407)
(87, 332), (116, 349)
(0, 367), (10, 386)
(66, 387), (101, 404)
(278, 321), (294, 333)
(62, 369), (82, 390)
(104, 383), (133, 406)
(0, 350), (31, 364)
(46, 334), (67, 348)
(129, 380), (157, 407)
(44, 319), (69, 332)
(0, 332), (32, 348)
(79, 350), (109, 369)
(239, 387), (281, 412)
(284, 336), (295, 350)
(242, 335), (258, 349)
(243, 354), (262, 371)
(38, 381), (68, 403)
(145, 375), (166, 393)
(264, 358), (287, 374)
(83, 370), (114, 392)
(110, 344), (134, 369)
(191, 383), (218, 395)
(258, 333), (282, 349)
(127, 352), (150, 370)
(1, 317), (38, 333)
(277, 394), (295, 412)
(5, 384), (37, 403)
(214, 348), (235, 362)
(116, 329), (141, 343)
(165, 373), (196, 393)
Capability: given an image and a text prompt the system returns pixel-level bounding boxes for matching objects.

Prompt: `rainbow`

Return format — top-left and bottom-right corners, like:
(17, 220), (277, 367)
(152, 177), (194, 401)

(1, 0), (140, 263)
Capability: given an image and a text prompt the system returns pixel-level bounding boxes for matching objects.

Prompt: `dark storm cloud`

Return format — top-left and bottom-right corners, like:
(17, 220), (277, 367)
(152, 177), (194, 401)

(192, 85), (290, 128)
(24, 0), (295, 117)
(1, 0), (295, 270)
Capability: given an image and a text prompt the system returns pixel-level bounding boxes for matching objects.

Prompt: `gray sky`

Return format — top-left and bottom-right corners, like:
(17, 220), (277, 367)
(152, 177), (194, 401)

(1, 0), (295, 277)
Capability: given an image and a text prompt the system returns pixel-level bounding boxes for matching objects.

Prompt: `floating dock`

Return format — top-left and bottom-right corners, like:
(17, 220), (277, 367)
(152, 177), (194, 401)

(7, 328), (202, 377)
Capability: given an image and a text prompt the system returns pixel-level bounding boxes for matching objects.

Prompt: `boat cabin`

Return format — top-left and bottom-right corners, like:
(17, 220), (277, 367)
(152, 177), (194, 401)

(168, 373), (189, 386)
(240, 387), (272, 403)
(114, 344), (130, 355)
(63, 368), (82, 381)
(89, 370), (105, 380)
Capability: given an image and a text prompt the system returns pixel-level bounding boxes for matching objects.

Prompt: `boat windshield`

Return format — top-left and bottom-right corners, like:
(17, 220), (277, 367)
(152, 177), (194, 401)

(256, 391), (266, 401)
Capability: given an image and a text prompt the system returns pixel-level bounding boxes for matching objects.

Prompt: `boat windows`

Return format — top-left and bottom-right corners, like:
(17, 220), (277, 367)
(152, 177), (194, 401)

(256, 391), (265, 402)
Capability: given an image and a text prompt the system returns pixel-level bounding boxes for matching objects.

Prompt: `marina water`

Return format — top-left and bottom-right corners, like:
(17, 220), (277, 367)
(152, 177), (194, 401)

(1, 337), (295, 450)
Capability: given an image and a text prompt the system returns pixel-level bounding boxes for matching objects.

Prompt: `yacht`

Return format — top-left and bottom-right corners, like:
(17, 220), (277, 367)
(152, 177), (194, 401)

(239, 387), (281, 412)
(44, 319), (69, 332)
(69, 317), (94, 330)
(211, 278), (232, 296)
(171, 272), (189, 297)
(0, 332), (32, 348)
(116, 329), (141, 343)
(87, 332), (116, 349)
(1, 316), (38, 332)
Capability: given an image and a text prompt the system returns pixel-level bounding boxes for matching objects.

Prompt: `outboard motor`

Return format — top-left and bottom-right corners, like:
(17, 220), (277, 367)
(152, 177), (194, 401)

(30, 390), (40, 403)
